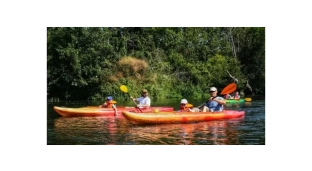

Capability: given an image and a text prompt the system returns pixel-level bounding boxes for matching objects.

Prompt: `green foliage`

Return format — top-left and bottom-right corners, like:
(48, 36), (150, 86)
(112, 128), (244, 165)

(47, 27), (265, 100)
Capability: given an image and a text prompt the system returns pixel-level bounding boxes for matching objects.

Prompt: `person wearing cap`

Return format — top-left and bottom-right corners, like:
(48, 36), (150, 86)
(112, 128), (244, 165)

(179, 99), (191, 112)
(202, 87), (226, 112)
(130, 89), (151, 108)
(99, 96), (118, 115)
(178, 99), (199, 112)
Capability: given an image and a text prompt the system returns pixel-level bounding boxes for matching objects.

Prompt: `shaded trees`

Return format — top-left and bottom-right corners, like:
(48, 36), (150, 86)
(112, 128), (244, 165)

(47, 27), (265, 100)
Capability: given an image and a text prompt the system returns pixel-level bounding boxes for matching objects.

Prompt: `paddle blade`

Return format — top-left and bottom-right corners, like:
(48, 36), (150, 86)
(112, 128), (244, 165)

(220, 83), (237, 95)
(120, 85), (128, 93)
(244, 98), (252, 102)
(186, 104), (193, 108)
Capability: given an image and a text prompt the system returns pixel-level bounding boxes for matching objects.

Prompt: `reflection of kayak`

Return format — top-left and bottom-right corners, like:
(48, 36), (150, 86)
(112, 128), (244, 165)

(225, 98), (252, 103)
(122, 110), (245, 124)
(54, 106), (174, 117)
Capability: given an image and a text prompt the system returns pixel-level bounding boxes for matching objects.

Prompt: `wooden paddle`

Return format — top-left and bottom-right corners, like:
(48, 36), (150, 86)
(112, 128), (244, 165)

(197, 83), (237, 109)
(120, 85), (143, 112)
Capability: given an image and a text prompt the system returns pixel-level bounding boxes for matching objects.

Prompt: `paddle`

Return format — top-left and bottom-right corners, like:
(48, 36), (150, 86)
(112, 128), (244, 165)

(244, 98), (252, 102)
(120, 85), (143, 112)
(220, 83), (237, 95)
(197, 83), (237, 109)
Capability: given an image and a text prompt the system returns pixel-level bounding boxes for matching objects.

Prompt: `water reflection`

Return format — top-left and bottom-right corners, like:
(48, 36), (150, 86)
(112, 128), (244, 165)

(53, 116), (124, 145)
(53, 116), (245, 145)
(123, 119), (242, 146)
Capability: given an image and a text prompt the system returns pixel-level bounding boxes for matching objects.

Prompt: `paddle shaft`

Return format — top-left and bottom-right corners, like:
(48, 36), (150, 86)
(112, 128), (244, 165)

(197, 96), (219, 109)
(127, 93), (143, 113)
(196, 102), (206, 109)
(120, 85), (143, 113)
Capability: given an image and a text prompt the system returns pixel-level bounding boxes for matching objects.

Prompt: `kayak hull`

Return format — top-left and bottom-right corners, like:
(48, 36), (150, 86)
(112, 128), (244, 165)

(225, 98), (252, 103)
(122, 110), (245, 124)
(225, 99), (245, 103)
(54, 106), (174, 117)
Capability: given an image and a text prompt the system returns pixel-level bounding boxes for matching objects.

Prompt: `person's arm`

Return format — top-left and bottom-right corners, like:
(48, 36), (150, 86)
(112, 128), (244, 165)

(214, 97), (226, 105)
(130, 97), (139, 102)
(113, 104), (117, 115)
(137, 103), (149, 108)
(187, 108), (195, 112)
(99, 102), (108, 107)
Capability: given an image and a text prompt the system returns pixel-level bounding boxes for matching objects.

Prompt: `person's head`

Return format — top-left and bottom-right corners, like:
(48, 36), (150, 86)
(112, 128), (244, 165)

(235, 92), (239, 95)
(180, 99), (188, 107)
(106, 96), (113, 103)
(209, 87), (217, 97)
(141, 89), (148, 97)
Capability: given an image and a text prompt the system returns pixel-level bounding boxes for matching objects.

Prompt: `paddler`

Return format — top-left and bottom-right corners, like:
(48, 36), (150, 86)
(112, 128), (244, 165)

(99, 96), (118, 115)
(130, 89), (151, 108)
(178, 99), (199, 112)
(202, 87), (226, 112)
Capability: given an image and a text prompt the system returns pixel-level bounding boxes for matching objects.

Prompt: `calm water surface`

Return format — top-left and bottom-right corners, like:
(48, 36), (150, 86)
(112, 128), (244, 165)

(47, 98), (265, 145)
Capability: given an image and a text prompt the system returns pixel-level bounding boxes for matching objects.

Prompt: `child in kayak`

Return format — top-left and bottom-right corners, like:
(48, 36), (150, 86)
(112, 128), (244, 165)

(202, 87), (226, 112)
(131, 89), (151, 108)
(178, 99), (200, 112)
(224, 94), (233, 99)
(234, 91), (240, 99)
(99, 96), (118, 115)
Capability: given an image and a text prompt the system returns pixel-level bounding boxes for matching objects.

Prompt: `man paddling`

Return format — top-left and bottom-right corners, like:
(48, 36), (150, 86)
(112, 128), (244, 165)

(131, 89), (151, 108)
(202, 87), (226, 112)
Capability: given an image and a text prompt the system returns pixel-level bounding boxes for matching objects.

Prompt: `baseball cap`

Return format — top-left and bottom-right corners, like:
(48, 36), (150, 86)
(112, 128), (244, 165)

(210, 87), (217, 92)
(180, 99), (188, 104)
(107, 96), (113, 100)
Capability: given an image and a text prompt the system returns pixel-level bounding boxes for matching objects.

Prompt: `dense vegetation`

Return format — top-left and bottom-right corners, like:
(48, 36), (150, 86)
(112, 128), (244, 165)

(47, 27), (265, 101)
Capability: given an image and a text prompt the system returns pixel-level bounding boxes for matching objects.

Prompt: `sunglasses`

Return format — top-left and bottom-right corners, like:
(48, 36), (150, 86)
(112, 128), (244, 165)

(180, 103), (186, 106)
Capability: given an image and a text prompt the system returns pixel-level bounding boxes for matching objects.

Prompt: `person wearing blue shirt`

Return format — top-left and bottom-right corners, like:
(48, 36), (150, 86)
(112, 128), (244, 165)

(202, 87), (226, 112)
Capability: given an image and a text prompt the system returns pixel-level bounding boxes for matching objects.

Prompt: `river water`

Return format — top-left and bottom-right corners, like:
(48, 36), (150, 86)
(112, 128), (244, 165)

(47, 98), (265, 145)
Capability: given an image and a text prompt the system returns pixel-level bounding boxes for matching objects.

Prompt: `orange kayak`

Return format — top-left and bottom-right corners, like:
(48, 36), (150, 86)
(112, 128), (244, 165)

(53, 106), (174, 117)
(122, 110), (245, 124)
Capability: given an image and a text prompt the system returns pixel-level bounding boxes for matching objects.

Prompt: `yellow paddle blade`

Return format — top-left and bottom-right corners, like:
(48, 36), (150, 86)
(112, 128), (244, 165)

(186, 104), (193, 108)
(244, 98), (252, 102)
(120, 85), (128, 93)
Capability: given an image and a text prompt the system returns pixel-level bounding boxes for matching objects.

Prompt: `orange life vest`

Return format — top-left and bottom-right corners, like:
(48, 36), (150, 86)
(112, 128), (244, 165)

(180, 107), (191, 112)
(106, 103), (113, 108)
(103, 100), (117, 108)
(179, 103), (193, 112)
